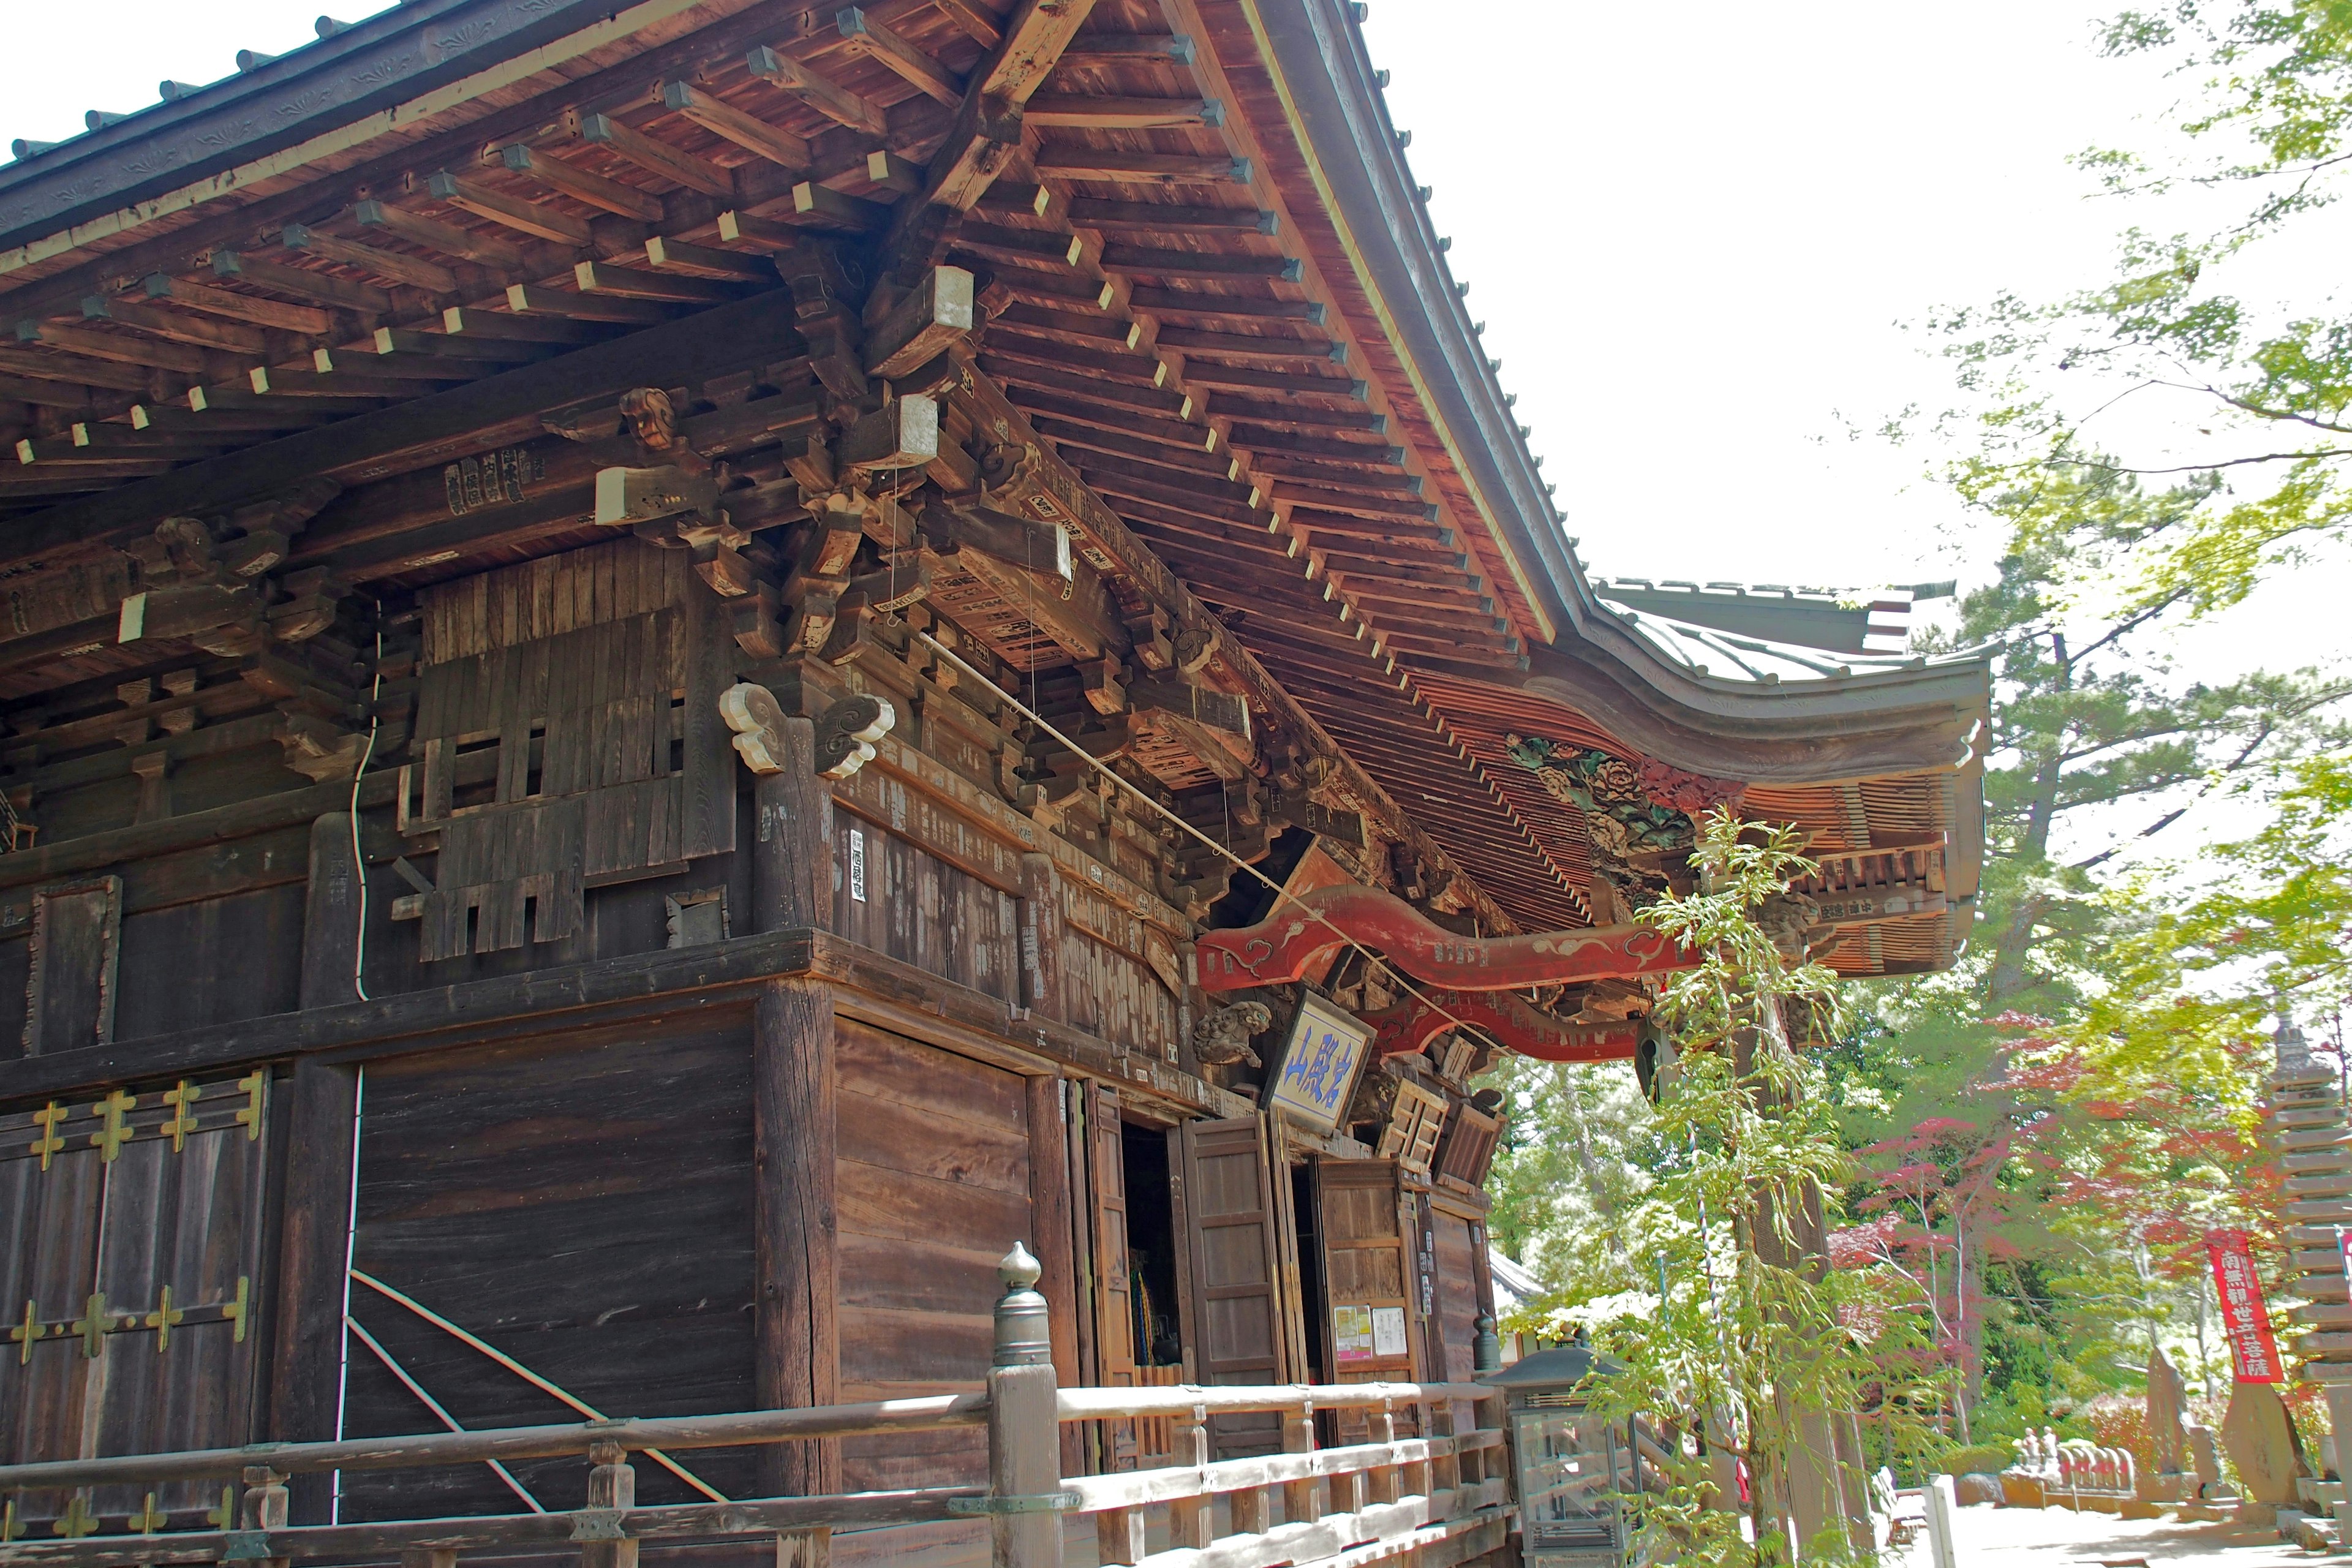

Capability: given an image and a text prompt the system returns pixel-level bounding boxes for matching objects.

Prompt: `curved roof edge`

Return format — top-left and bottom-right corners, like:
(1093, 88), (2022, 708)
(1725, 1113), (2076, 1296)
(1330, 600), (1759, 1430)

(1242, 0), (1994, 767)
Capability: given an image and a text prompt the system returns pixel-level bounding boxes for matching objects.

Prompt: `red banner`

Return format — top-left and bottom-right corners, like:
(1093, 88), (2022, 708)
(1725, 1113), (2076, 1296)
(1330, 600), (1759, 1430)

(2206, 1228), (2285, 1383)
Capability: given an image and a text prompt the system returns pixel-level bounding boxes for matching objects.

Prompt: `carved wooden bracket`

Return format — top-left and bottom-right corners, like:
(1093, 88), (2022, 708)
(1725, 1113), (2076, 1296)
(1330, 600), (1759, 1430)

(812, 694), (895, 778)
(1195, 884), (1698, 993)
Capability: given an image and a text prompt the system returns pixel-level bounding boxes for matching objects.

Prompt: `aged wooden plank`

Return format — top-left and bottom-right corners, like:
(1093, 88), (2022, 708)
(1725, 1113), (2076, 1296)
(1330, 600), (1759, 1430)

(265, 1058), (357, 1521)
(755, 978), (840, 1496)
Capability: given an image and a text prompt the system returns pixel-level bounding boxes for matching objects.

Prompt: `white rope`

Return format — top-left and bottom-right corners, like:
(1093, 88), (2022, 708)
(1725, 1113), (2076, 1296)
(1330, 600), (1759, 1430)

(910, 627), (1509, 1060)
(345, 1316), (548, 1513)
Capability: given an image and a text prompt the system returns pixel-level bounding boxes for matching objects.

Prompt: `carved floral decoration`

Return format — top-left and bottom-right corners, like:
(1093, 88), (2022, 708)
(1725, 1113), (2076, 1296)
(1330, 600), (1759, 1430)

(1502, 734), (1744, 857)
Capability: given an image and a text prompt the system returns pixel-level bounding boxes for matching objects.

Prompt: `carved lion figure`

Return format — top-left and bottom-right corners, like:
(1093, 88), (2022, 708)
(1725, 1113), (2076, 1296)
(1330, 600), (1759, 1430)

(1191, 1001), (1273, 1068)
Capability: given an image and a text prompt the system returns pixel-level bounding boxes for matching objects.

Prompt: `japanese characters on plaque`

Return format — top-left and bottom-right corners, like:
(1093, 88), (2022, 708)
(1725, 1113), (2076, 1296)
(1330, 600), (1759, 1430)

(2204, 1227), (2284, 1383)
(1332, 1303), (1411, 1365)
(1265, 992), (1374, 1136)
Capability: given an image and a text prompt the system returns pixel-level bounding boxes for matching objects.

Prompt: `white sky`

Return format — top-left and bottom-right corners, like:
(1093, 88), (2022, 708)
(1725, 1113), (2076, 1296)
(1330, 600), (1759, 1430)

(9, 0), (2344, 862)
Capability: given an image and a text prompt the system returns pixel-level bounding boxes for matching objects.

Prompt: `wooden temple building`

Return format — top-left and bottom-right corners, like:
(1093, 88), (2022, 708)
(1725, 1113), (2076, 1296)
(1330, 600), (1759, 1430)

(0, 0), (1993, 1562)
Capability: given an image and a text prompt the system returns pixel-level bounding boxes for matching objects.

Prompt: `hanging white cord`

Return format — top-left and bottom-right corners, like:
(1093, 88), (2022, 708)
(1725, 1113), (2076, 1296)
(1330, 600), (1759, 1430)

(330, 1066), (364, 1525)
(348, 619), (385, 1001)
(911, 627), (1506, 1055)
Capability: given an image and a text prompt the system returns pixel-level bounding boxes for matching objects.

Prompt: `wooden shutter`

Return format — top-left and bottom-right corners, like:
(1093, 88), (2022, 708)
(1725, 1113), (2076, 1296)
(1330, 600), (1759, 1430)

(0, 1072), (271, 1531)
(1434, 1104), (1502, 1189)
(1176, 1114), (1289, 1457)
(1086, 1084), (1139, 1469)
(1314, 1156), (1421, 1443)
(23, 876), (121, 1055)
(1377, 1081), (1447, 1177)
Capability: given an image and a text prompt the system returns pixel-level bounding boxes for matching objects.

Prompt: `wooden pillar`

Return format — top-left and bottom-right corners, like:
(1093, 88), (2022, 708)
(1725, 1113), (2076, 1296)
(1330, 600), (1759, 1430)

(1025, 1074), (1086, 1477)
(751, 715), (831, 933)
(1017, 851), (1063, 1019)
(753, 976), (840, 1495)
(298, 812), (363, 1008)
(266, 1055), (358, 1523)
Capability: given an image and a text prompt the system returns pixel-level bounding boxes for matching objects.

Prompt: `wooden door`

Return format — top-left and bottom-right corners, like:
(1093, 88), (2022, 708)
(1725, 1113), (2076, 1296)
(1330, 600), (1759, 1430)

(1314, 1156), (1422, 1443)
(1176, 1114), (1289, 1457)
(0, 1073), (271, 1532)
(1086, 1084), (1139, 1469)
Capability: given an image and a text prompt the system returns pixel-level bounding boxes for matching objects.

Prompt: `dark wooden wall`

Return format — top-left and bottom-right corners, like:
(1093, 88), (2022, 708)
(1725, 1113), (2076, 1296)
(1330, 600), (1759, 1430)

(834, 1019), (1034, 1490)
(341, 1014), (757, 1518)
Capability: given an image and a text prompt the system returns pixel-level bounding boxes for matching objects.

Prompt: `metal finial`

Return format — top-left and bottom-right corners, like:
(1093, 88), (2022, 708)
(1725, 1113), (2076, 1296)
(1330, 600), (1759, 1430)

(992, 1241), (1050, 1368)
(998, 1240), (1041, 1291)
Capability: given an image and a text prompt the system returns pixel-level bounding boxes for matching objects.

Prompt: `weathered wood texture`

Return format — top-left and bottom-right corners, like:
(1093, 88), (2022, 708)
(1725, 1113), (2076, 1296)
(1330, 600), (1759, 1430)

(1085, 1083), (1138, 1471)
(407, 540), (733, 962)
(0, 1072), (271, 1529)
(1177, 1115), (1288, 1458)
(834, 1019), (1034, 1491)
(265, 1058), (360, 1524)
(341, 1017), (756, 1518)
(755, 977), (839, 1498)
(827, 813), (1018, 1005)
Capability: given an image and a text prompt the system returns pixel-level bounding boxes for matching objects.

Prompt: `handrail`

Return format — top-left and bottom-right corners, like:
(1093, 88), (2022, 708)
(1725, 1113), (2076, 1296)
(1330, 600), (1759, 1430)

(0, 1394), (987, 1492)
(1055, 1381), (1491, 1421)
(0, 1491), (976, 1568)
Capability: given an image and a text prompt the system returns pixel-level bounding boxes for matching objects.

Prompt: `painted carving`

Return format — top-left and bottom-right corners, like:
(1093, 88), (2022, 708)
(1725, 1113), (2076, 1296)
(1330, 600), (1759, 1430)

(1194, 884), (1697, 993)
(718, 682), (791, 775)
(813, 695), (895, 780)
(1502, 734), (1743, 856)
(1190, 1000), (1273, 1068)
(1364, 987), (1642, 1061)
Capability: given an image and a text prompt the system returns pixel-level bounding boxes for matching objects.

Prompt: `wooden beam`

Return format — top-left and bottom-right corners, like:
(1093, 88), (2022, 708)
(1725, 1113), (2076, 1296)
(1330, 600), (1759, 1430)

(132, 398), (372, 434)
(499, 143), (666, 222)
(1128, 288), (1320, 323)
(1033, 148), (1250, 184)
(572, 110), (735, 199)
(660, 81), (812, 172)
(80, 295), (270, 357)
(744, 43), (889, 138)
(1068, 199), (1278, 235)
(425, 170), (595, 246)
(1181, 363), (1363, 398)
(142, 273), (336, 337)
(15, 318), (211, 377)
(1023, 95), (1222, 128)
(787, 181), (890, 233)
(951, 221), (1085, 267)
(0, 374), (96, 409)
(213, 250), (394, 315)
(574, 260), (745, 304)
(643, 235), (776, 281)
(354, 198), (532, 271)
(505, 281), (677, 325)
(0, 288), (807, 565)
(281, 222), (460, 294)
(717, 209), (802, 252)
(933, 0), (1004, 47)
(1155, 326), (1338, 361)
(440, 306), (616, 345)
(978, 0), (1101, 105)
(836, 8), (962, 104)
(865, 265), (976, 376)
(1016, 390), (1216, 452)
(0, 345), (151, 394)
(1061, 32), (1193, 63)
(1098, 244), (1301, 281)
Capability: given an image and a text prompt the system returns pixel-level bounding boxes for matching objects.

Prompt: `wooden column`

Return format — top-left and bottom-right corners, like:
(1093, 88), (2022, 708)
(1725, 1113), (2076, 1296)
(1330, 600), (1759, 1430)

(1017, 851), (1063, 1019)
(265, 1057), (359, 1523)
(1025, 1074), (1085, 1477)
(753, 976), (840, 1495)
(298, 812), (363, 1008)
(752, 715), (831, 933)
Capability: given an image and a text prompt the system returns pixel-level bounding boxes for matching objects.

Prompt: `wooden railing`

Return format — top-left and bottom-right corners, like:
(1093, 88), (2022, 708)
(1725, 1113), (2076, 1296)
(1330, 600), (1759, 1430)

(0, 1247), (1515, 1568)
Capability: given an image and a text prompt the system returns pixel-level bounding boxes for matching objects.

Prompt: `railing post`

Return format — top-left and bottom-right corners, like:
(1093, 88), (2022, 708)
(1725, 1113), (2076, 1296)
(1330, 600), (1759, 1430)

(1167, 1401), (1212, 1548)
(989, 1243), (1063, 1568)
(241, 1466), (290, 1568)
(581, 1439), (638, 1568)
(1366, 1394), (1400, 1506)
(1280, 1392), (1319, 1525)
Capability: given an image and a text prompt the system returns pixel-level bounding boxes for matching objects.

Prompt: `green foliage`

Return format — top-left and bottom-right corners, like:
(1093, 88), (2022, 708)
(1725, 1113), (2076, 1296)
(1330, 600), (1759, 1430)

(1531, 813), (1942, 1567)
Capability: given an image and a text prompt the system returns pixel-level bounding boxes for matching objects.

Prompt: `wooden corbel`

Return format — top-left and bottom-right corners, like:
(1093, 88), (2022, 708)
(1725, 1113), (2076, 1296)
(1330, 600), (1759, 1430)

(812, 694), (896, 778)
(837, 394), (941, 472)
(864, 265), (976, 377)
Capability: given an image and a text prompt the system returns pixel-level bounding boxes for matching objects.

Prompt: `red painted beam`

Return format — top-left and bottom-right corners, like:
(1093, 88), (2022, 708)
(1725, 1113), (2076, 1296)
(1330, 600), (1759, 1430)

(1365, 988), (1642, 1061)
(1194, 884), (1697, 993)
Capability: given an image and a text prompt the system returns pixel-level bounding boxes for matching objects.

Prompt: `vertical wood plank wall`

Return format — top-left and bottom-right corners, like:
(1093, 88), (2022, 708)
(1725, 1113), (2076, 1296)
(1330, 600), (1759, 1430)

(834, 1019), (1035, 1489)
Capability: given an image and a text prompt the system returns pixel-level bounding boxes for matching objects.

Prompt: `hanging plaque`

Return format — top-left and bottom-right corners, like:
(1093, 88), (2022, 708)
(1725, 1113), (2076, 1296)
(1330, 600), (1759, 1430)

(1264, 991), (1374, 1135)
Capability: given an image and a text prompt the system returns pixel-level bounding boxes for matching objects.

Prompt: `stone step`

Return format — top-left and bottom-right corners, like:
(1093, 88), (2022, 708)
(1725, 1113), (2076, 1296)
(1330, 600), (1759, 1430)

(2291, 1248), (2352, 1270)
(2290, 1174), (2352, 1197)
(2292, 1205), (2352, 1226)
(2293, 1303), (2352, 1327)
(2288, 1225), (2352, 1245)
(2277, 1105), (2351, 1129)
(2303, 1478), (2348, 1506)
(2277, 1064), (2341, 1088)
(2304, 1333), (2352, 1354)
(2285, 1150), (2352, 1172)
(2282, 1127), (2352, 1152)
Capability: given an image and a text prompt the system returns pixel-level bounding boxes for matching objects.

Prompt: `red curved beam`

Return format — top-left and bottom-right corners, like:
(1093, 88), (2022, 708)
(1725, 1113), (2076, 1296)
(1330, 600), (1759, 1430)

(1196, 884), (1695, 993)
(1366, 989), (1642, 1061)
